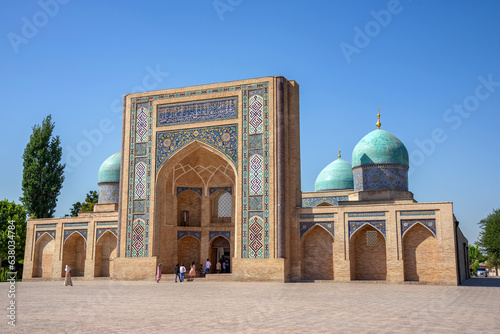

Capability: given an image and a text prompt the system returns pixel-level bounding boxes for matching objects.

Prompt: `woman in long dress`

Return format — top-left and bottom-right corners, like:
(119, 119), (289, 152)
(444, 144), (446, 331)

(156, 263), (162, 283)
(64, 265), (73, 286)
(189, 261), (196, 280)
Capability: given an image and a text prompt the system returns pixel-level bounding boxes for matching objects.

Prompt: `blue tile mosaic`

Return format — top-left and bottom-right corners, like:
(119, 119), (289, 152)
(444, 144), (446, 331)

(210, 187), (232, 196)
(400, 210), (435, 216)
(353, 164), (408, 192)
(209, 231), (231, 242)
(157, 97), (238, 126)
(96, 227), (118, 242)
(64, 229), (87, 242)
(301, 196), (348, 207)
(299, 213), (335, 220)
(401, 219), (436, 237)
(349, 220), (386, 238)
(177, 230), (202, 241)
(35, 230), (55, 242)
(177, 187), (203, 197)
(348, 212), (385, 218)
(300, 222), (335, 239)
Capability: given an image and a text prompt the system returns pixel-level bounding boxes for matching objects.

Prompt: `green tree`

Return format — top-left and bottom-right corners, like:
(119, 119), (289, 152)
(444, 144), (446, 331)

(67, 191), (98, 217)
(20, 115), (65, 218)
(0, 199), (27, 280)
(468, 244), (485, 276)
(478, 208), (500, 276)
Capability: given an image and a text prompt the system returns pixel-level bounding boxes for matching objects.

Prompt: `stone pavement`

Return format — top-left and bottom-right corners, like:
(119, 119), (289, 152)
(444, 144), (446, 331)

(2, 277), (500, 333)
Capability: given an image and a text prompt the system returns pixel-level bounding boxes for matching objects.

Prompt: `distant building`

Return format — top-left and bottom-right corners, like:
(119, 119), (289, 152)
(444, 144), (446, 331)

(23, 77), (469, 284)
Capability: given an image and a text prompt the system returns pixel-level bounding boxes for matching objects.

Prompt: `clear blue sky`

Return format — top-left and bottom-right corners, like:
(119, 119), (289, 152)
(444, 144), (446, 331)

(1, 0), (499, 244)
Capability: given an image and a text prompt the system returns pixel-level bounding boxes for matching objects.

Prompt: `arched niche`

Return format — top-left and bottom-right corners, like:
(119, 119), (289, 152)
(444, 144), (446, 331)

(349, 224), (387, 281)
(301, 225), (334, 280)
(402, 223), (438, 282)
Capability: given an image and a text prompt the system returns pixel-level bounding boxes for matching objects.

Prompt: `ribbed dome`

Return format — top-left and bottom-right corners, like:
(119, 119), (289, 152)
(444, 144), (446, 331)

(315, 158), (354, 191)
(352, 129), (408, 167)
(98, 152), (121, 183)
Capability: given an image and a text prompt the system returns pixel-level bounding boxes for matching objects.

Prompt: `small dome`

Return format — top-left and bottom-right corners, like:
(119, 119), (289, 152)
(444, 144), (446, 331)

(315, 158), (354, 191)
(352, 129), (409, 167)
(98, 152), (121, 183)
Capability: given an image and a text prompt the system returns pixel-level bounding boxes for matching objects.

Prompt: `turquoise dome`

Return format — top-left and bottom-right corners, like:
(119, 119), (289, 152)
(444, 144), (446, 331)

(98, 152), (121, 183)
(315, 158), (354, 191)
(352, 129), (409, 167)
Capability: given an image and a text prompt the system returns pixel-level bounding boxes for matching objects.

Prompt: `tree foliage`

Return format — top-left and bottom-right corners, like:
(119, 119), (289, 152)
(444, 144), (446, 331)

(20, 115), (65, 218)
(67, 191), (98, 217)
(468, 244), (485, 276)
(478, 208), (500, 275)
(0, 199), (27, 279)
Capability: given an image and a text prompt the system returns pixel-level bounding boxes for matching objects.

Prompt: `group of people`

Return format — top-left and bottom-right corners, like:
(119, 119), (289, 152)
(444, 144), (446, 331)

(155, 258), (230, 283)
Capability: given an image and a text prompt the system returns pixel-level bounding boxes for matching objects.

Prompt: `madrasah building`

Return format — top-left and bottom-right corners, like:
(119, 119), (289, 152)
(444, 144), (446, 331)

(23, 76), (470, 285)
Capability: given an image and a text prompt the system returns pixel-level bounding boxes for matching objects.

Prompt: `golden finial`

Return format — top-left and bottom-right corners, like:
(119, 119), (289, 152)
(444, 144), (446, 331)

(338, 148), (341, 159)
(376, 108), (381, 129)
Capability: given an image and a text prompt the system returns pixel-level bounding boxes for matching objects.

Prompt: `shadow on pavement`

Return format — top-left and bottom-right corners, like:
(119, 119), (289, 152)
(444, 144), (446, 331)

(461, 277), (500, 287)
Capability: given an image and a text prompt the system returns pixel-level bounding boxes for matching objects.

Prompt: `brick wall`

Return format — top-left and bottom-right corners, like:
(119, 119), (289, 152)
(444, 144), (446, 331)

(403, 224), (438, 282)
(33, 235), (55, 277)
(62, 233), (86, 277)
(301, 227), (334, 280)
(177, 190), (202, 227)
(350, 226), (387, 280)
(178, 236), (201, 268)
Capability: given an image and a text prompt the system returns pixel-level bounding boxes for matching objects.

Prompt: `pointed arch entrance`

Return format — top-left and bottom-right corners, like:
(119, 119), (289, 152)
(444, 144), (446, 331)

(94, 231), (117, 277)
(301, 226), (334, 280)
(210, 236), (231, 273)
(154, 141), (236, 275)
(349, 224), (387, 280)
(62, 232), (86, 277)
(33, 233), (55, 278)
(403, 223), (438, 282)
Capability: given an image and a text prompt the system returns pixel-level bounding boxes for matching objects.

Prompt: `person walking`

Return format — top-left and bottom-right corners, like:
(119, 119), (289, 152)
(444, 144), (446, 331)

(216, 260), (221, 274)
(64, 265), (73, 286)
(156, 263), (162, 283)
(174, 263), (180, 282)
(205, 259), (211, 274)
(179, 264), (186, 282)
(188, 261), (196, 281)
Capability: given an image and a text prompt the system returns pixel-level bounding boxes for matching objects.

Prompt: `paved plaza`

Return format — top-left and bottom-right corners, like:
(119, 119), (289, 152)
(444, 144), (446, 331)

(2, 277), (500, 333)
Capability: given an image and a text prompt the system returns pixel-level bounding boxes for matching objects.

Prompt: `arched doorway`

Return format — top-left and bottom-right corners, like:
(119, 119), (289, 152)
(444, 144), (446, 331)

(154, 141), (236, 275)
(62, 232), (86, 277)
(94, 231), (117, 277)
(301, 226), (334, 280)
(177, 236), (201, 269)
(33, 233), (55, 278)
(210, 236), (231, 273)
(350, 224), (387, 280)
(403, 223), (438, 282)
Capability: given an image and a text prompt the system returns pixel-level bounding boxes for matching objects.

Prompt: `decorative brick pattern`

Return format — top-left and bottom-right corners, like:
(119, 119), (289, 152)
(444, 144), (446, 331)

(131, 218), (147, 257)
(135, 107), (149, 143)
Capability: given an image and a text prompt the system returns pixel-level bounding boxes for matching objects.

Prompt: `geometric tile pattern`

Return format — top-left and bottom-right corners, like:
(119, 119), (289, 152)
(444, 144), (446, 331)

(35, 230), (56, 242)
(177, 187), (203, 198)
(401, 219), (437, 238)
(177, 231), (202, 242)
(135, 142), (147, 156)
(133, 200), (146, 213)
(349, 220), (386, 238)
(36, 224), (57, 229)
(300, 221), (335, 239)
(249, 154), (264, 195)
(400, 210), (436, 216)
(248, 196), (263, 210)
(353, 164), (408, 192)
(96, 227), (118, 242)
(209, 230), (231, 242)
(157, 97), (238, 126)
(64, 229), (87, 242)
(248, 215), (265, 258)
(131, 218), (146, 257)
(210, 187), (232, 196)
(156, 124), (238, 172)
(63, 222), (89, 228)
(134, 160), (147, 200)
(348, 212), (386, 218)
(128, 81), (268, 259)
(242, 86), (269, 258)
(301, 196), (348, 207)
(136, 107), (149, 143)
(98, 183), (119, 203)
(248, 94), (264, 134)
(299, 213), (335, 220)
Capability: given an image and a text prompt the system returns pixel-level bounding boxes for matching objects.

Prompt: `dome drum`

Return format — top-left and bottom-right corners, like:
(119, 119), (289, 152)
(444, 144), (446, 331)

(97, 152), (121, 204)
(353, 164), (408, 192)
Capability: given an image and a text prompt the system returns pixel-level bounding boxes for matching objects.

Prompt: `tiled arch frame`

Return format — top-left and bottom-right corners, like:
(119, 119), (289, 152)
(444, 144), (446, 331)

(126, 81), (270, 259)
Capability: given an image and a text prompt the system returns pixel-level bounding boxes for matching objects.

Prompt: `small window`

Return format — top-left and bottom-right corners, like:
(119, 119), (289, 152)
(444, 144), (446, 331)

(366, 231), (378, 246)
